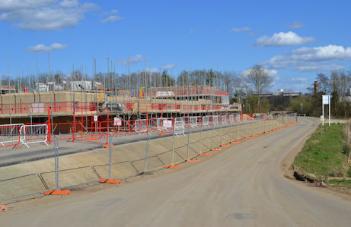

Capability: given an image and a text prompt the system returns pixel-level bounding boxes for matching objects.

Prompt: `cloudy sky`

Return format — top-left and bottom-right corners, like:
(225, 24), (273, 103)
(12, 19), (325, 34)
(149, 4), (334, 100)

(0, 0), (350, 92)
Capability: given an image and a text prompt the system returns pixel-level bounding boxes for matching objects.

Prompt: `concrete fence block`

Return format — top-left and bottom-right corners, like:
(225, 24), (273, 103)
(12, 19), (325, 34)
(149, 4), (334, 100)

(94, 162), (138, 179)
(0, 174), (46, 202)
(40, 166), (99, 189)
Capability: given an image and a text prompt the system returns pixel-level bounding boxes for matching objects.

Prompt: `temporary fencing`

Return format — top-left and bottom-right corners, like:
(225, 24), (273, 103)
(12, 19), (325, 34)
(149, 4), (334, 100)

(0, 117), (297, 203)
(174, 117), (185, 135)
(190, 116), (198, 128)
(0, 124), (22, 147)
(155, 118), (164, 130)
(0, 123), (49, 148)
(202, 116), (209, 127)
(220, 115), (227, 125)
(154, 118), (173, 134)
(212, 115), (219, 126)
(20, 124), (49, 148)
(135, 119), (148, 133)
(0, 112), (278, 149)
(150, 117), (170, 130)
(229, 115), (235, 124)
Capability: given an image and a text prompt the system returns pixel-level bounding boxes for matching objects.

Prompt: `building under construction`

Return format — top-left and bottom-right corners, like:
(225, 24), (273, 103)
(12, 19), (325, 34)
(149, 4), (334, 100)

(0, 84), (242, 135)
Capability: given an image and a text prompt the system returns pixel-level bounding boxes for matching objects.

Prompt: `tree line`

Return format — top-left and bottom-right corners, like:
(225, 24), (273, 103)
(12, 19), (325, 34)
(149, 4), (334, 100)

(0, 69), (240, 95)
(290, 71), (351, 118)
(0, 65), (277, 111)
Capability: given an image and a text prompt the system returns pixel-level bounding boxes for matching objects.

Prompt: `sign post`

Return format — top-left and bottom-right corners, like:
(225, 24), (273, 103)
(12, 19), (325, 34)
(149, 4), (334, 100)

(113, 117), (122, 126)
(94, 115), (98, 132)
(328, 95), (331, 126)
(322, 95), (331, 126)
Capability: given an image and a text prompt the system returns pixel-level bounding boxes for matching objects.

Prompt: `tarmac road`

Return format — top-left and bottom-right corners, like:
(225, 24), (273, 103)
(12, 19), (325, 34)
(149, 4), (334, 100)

(1, 118), (351, 227)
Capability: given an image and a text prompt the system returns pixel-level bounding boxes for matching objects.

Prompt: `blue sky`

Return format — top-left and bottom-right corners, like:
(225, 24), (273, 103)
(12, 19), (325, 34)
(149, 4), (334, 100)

(0, 0), (351, 92)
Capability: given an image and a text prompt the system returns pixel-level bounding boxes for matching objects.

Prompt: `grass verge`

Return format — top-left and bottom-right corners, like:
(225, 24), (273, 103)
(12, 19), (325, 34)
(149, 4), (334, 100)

(293, 123), (350, 182)
(328, 179), (351, 187)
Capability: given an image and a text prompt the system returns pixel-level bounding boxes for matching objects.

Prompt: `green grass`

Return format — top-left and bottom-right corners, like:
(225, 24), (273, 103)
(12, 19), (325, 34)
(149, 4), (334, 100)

(328, 179), (351, 187)
(294, 123), (349, 178)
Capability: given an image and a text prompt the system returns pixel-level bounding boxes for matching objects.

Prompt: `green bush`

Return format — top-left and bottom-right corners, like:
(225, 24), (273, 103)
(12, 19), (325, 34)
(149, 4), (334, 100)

(342, 144), (350, 156)
(347, 167), (351, 177)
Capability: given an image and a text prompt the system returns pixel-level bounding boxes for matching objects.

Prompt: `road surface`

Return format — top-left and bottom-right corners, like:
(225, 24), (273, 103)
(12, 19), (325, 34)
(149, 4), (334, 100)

(1, 118), (351, 227)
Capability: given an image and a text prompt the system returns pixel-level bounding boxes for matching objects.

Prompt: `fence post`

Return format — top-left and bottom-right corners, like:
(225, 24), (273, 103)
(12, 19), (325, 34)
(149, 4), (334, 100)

(72, 102), (76, 143)
(47, 106), (52, 144)
(237, 124), (240, 140)
(219, 128), (223, 146)
(99, 133), (122, 185)
(171, 133), (175, 166)
(43, 136), (71, 196)
(108, 135), (112, 179)
(186, 129), (190, 161)
(54, 136), (60, 190)
(199, 123), (204, 156)
(143, 131), (150, 173)
(164, 124), (179, 169)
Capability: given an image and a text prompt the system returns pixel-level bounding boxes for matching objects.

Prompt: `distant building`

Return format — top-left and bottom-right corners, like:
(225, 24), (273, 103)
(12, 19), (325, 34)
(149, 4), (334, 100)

(70, 81), (93, 91)
(70, 81), (103, 91)
(36, 83), (49, 92)
(0, 86), (16, 94)
(253, 90), (302, 111)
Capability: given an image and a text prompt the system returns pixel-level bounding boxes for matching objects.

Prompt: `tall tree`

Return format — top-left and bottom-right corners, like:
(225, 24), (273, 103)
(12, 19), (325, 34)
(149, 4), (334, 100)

(244, 65), (273, 112)
(316, 73), (330, 94)
(161, 70), (175, 87)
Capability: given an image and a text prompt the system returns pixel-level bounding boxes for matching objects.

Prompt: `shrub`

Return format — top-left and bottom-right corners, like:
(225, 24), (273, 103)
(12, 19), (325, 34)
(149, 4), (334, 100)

(347, 167), (351, 177)
(342, 144), (350, 156)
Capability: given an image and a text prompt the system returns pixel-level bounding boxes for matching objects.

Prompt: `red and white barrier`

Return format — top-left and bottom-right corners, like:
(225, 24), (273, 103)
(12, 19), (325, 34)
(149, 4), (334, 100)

(174, 117), (185, 135)
(154, 118), (172, 131)
(135, 119), (148, 133)
(212, 115), (219, 126)
(229, 115), (235, 124)
(0, 124), (23, 147)
(20, 124), (48, 148)
(220, 115), (227, 125)
(202, 116), (209, 127)
(190, 116), (198, 128)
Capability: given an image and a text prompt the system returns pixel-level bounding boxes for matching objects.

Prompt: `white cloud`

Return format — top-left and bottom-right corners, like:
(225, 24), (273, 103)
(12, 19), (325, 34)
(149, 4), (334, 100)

(290, 77), (307, 83)
(102, 15), (122, 23)
(145, 67), (159, 73)
(102, 9), (122, 23)
(292, 45), (351, 61)
(0, 0), (52, 10)
(29, 42), (66, 52)
(232, 26), (251, 33)
(296, 64), (345, 72)
(0, 0), (95, 30)
(161, 64), (176, 70)
(242, 68), (278, 77)
(60, 0), (79, 7)
(256, 31), (313, 46)
(289, 22), (303, 29)
(267, 45), (351, 72)
(122, 54), (144, 65)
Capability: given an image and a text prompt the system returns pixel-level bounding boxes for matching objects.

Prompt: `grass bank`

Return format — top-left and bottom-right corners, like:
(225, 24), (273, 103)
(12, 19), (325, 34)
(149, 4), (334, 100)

(294, 123), (350, 183)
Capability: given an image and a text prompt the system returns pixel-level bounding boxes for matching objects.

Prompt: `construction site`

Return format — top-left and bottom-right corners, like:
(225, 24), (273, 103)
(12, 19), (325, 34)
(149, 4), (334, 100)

(0, 78), (287, 205)
(0, 81), (243, 149)
(3, 1), (351, 225)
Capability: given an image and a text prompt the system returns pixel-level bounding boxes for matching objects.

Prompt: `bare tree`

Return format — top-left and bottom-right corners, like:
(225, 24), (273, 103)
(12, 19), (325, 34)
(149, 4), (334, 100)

(244, 65), (274, 112)
(317, 73), (330, 94)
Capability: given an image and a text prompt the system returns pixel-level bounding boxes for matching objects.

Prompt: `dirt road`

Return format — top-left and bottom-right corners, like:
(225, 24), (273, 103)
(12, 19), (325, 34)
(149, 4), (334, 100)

(1, 118), (351, 227)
